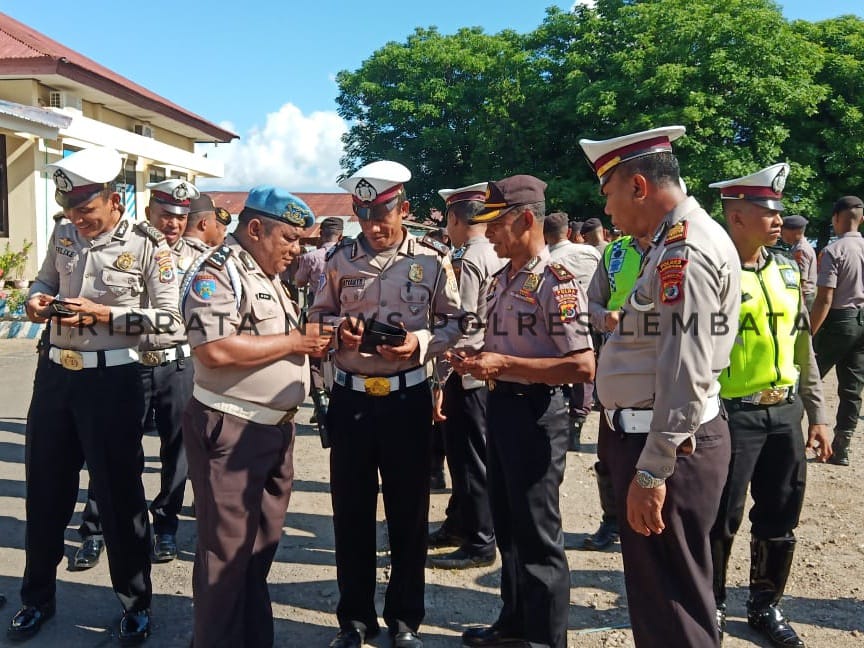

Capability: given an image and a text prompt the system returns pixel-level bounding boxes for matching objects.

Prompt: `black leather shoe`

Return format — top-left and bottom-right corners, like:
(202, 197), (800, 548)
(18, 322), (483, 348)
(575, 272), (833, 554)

(580, 521), (619, 551)
(7, 602), (55, 642)
(329, 626), (381, 648)
(119, 609), (151, 646)
(747, 604), (804, 647)
(429, 547), (495, 570)
(461, 625), (528, 647)
(428, 525), (464, 549)
(73, 536), (105, 570)
(153, 534), (178, 563)
(394, 631), (423, 648)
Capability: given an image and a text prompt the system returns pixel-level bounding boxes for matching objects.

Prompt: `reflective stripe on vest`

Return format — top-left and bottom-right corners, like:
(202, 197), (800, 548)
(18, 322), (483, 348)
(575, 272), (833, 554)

(604, 235), (642, 311)
(720, 254), (802, 398)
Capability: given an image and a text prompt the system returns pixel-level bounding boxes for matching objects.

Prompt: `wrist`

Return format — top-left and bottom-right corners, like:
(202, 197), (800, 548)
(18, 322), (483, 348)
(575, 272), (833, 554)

(634, 469), (666, 489)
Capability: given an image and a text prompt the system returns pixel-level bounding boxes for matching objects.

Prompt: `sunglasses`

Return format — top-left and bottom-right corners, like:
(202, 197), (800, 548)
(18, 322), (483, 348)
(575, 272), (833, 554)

(353, 195), (401, 221)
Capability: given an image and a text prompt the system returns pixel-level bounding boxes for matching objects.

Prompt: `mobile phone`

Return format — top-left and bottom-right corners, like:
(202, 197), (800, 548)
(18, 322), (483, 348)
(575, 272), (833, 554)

(48, 299), (77, 317)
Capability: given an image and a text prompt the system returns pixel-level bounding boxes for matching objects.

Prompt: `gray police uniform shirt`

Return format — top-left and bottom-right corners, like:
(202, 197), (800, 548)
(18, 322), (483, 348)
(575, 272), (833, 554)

(308, 229), (464, 377)
(816, 231), (864, 309)
(295, 242), (336, 289)
(183, 234), (310, 412)
(483, 247), (593, 384)
(548, 240), (601, 296)
(140, 236), (209, 352)
(596, 196), (741, 479)
(31, 218), (183, 351)
(790, 238), (817, 298)
(587, 237), (647, 332)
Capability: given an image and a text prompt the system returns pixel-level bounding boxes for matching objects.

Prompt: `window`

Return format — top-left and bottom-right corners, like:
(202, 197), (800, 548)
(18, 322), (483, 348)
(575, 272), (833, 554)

(170, 171), (188, 181)
(0, 135), (7, 236)
(149, 166), (166, 184)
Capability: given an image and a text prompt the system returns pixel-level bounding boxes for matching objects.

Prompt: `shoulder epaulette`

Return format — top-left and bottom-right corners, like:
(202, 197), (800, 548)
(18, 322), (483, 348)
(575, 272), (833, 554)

(664, 221), (688, 246)
(548, 262), (574, 282)
(238, 250), (257, 271)
(326, 237), (353, 261)
(419, 234), (450, 256)
(135, 220), (165, 244)
(205, 244), (233, 269)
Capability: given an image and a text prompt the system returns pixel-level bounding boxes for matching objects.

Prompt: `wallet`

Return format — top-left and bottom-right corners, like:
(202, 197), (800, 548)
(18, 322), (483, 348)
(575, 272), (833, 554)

(48, 300), (77, 317)
(358, 320), (407, 354)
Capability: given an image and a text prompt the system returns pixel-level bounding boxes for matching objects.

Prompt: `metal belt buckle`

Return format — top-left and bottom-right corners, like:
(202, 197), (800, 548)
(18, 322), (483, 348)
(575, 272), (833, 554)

(487, 379), (496, 391)
(141, 351), (162, 366)
(59, 349), (84, 371)
(364, 377), (391, 397)
(759, 388), (785, 406)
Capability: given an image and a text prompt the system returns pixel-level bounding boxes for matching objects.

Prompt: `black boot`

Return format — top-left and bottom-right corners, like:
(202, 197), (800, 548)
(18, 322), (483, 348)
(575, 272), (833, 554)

(568, 414), (585, 451)
(829, 429), (853, 466)
(581, 463), (619, 550)
(711, 536), (734, 642)
(747, 536), (804, 647)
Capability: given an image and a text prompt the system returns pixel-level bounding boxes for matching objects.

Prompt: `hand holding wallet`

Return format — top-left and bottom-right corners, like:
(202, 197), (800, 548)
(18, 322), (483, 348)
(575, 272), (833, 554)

(359, 319), (407, 354)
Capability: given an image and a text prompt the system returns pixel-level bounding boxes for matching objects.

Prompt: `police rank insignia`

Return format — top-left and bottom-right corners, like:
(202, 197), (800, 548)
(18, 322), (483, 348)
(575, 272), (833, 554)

(408, 263), (424, 283)
(115, 252), (135, 271)
(521, 273), (540, 293)
(192, 273), (217, 300)
(59, 237), (73, 247)
(657, 258), (688, 304)
(664, 222), (688, 245)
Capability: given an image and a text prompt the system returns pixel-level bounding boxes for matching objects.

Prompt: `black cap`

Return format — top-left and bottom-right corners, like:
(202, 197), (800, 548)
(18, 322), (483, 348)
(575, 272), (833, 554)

(833, 195), (864, 214)
(543, 212), (569, 236)
(569, 220), (584, 234)
(582, 217), (603, 233)
(471, 175), (547, 223)
(782, 215), (808, 229)
(189, 195), (216, 215)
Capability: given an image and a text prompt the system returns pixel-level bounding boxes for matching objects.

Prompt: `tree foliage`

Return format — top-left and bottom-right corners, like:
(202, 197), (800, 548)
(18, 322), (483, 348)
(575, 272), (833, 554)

(335, 0), (861, 231)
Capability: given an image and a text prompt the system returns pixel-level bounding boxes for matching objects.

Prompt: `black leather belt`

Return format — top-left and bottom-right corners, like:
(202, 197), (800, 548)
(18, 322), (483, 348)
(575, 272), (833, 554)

(487, 380), (560, 396)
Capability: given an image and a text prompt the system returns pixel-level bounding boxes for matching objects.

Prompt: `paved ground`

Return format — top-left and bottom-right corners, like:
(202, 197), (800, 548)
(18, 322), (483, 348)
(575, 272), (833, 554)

(0, 338), (861, 647)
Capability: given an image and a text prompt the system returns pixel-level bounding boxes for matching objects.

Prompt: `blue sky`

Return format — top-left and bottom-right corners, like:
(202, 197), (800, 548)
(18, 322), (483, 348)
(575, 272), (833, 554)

(2, 0), (861, 190)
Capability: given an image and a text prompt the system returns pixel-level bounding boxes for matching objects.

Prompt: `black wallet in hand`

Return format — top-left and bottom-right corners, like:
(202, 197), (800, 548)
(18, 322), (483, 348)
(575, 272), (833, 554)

(359, 320), (407, 354)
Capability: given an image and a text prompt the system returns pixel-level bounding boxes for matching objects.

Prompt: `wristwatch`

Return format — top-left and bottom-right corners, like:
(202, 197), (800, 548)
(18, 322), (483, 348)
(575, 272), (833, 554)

(635, 469), (666, 489)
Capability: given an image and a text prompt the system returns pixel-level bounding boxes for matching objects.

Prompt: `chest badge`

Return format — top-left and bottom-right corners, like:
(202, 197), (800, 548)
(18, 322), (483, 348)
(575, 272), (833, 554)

(521, 273), (540, 293)
(408, 263), (424, 283)
(59, 237), (73, 247)
(115, 252), (136, 271)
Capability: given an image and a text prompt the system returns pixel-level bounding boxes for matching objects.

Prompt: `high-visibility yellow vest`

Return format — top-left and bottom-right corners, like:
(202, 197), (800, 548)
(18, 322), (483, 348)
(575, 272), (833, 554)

(605, 236), (643, 310)
(720, 253), (802, 398)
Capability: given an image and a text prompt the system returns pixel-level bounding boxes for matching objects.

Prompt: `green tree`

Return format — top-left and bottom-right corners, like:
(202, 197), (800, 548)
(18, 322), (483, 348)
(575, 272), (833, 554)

(335, 27), (529, 218)
(788, 15), (864, 245)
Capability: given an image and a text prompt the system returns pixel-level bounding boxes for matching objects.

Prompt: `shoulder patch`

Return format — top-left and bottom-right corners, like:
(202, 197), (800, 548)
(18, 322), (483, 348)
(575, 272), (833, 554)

(112, 219), (130, 240)
(205, 244), (233, 269)
(419, 234), (450, 256)
(326, 237), (352, 261)
(664, 221), (688, 245)
(135, 221), (165, 244)
(658, 258), (688, 304)
(548, 262), (574, 282)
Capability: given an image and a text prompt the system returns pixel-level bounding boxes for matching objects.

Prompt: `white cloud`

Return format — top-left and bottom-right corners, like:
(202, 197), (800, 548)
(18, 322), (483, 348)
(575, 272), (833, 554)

(572, 0), (596, 8)
(196, 103), (348, 192)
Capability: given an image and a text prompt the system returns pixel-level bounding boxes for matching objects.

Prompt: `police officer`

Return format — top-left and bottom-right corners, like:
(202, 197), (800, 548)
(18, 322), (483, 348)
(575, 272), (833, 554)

(568, 219), (585, 244)
(75, 179), (203, 565)
(780, 215), (817, 311)
(11, 147), (183, 644)
(295, 217), (344, 306)
(544, 211), (601, 450)
(185, 194), (232, 248)
(455, 175), (595, 648)
(579, 126), (740, 647)
(581, 231), (650, 551)
(708, 164), (832, 647)
(581, 217), (608, 254)
(426, 182), (504, 570)
(309, 161), (462, 648)
(811, 195), (864, 466)
(181, 187), (332, 647)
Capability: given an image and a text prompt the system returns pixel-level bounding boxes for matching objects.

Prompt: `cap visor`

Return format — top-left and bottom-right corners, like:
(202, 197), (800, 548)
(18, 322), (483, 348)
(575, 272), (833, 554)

(469, 208), (502, 224)
(157, 203), (191, 215)
(56, 188), (103, 209)
(749, 198), (786, 212)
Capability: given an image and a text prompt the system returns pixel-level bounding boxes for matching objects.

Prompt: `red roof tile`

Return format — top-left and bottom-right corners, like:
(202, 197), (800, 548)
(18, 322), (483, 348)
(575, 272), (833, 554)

(0, 12), (236, 142)
(204, 192), (355, 218)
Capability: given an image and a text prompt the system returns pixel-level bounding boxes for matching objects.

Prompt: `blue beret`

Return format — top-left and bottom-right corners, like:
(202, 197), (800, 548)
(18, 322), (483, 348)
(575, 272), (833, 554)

(244, 186), (314, 227)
